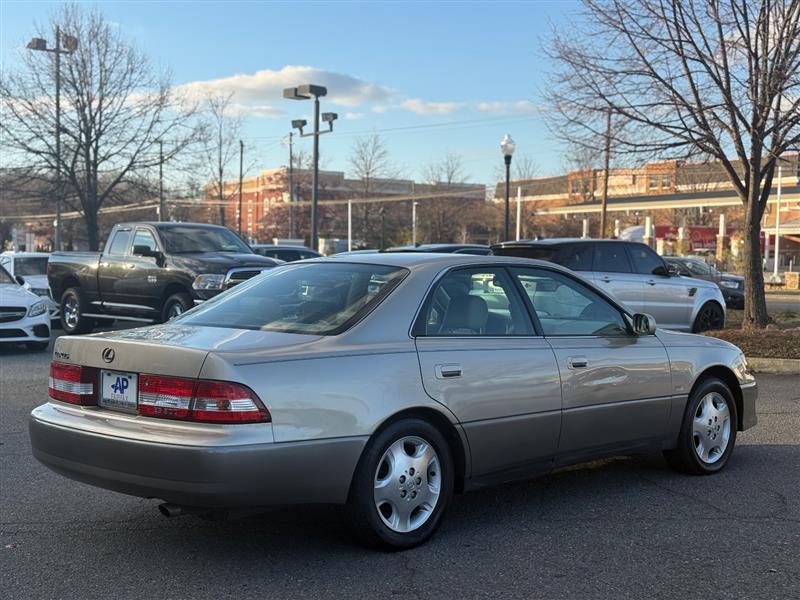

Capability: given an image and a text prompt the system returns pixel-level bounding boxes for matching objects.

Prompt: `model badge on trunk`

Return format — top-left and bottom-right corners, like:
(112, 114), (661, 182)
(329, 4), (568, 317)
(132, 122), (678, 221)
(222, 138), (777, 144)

(102, 348), (115, 363)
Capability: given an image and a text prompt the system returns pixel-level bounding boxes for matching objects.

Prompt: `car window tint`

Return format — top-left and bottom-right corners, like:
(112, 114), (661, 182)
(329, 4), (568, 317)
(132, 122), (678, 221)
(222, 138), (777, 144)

(628, 245), (664, 275)
(686, 261), (711, 277)
(558, 244), (593, 271)
(492, 246), (559, 262)
(593, 242), (632, 273)
(107, 230), (132, 255)
(15, 257), (49, 275)
(420, 268), (533, 336)
(178, 263), (407, 335)
(511, 268), (629, 336)
(133, 229), (158, 252)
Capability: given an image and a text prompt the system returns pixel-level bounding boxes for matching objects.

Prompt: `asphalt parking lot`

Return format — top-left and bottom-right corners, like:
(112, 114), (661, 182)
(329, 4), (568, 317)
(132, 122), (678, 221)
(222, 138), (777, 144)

(1, 336), (798, 600)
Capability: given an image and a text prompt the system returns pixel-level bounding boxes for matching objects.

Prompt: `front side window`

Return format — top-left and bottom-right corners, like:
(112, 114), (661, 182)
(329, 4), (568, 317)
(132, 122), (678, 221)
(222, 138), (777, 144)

(107, 230), (132, 255)
(418, 268), (534, 336)
(593, 242), (632, 273)
(628, 244), (665, 275)
(511, 268), (629, 336)
(133, 229), (158, 252)
(178, 263), (407, 335)
(159, 226), (251, 254)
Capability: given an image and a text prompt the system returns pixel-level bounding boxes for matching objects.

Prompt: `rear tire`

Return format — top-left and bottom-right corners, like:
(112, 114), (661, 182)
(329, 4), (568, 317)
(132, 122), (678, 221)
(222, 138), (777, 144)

(161, 292), (192, 322)
(346, 418), (454, 550)
(664, 377), (738, 475)
(692, 302), (725, 332)
(60, 287), (94, 335)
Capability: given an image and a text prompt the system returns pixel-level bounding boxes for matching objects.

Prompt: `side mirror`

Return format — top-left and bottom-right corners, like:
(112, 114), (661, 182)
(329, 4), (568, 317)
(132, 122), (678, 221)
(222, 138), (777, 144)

(15, 275), (25, 286)
(632, 313), (657, 335)
(652, 264), (671, 277)
(133, 245), (162, 261)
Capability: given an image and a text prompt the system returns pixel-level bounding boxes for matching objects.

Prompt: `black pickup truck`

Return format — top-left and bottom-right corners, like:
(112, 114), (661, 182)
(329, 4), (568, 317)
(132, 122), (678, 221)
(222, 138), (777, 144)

(48, 222), (281, 334)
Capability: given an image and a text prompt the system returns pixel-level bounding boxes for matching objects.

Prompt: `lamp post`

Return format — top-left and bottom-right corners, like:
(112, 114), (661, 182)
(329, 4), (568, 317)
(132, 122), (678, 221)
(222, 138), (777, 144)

(284, 84), (337, 252)
(500, 134), (516, 241)
(27, 27), (78, 251)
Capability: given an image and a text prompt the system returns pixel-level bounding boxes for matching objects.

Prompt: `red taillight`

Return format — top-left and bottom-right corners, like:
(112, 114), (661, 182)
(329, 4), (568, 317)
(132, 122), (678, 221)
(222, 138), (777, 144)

(138, 375), (269, 424)
(48, 362), (97, 405)
(192, 380), (269, 423)
(138, 374), (194, 419)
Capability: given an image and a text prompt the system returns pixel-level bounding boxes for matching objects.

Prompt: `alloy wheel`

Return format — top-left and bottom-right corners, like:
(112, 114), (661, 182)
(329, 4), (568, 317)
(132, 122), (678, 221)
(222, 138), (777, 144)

(692, 392), (731, 464)
(373, 436), (442, 533)
(64, 296), (79, 329)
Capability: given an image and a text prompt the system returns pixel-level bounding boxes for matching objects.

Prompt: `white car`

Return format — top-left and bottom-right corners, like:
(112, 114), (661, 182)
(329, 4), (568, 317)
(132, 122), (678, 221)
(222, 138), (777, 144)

(0, 251), (59, 322)
(0, 264), (51, 351)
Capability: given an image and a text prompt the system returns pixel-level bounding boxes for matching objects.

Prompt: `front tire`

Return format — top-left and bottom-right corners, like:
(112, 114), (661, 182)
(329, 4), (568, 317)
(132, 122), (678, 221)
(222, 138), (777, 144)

(692, 302), (725, 332)
(664, 377), (738, 475)
(346, 418), (454, 550)
(60, 287), (94, 335)
(161, 292), (192, 322)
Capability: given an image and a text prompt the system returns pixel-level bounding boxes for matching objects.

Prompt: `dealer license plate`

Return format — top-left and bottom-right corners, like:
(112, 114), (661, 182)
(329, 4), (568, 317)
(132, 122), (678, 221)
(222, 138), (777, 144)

(99, 370), (139, 412)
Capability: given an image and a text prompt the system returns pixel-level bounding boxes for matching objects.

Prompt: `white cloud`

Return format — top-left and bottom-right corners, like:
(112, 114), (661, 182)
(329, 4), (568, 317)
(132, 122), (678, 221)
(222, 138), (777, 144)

(177, 65), (393, 116)
(401, 98), (465, 115)
(344, 112), (364, 120)
(226, 103), (285, 118)
(476, 100), (540, 114)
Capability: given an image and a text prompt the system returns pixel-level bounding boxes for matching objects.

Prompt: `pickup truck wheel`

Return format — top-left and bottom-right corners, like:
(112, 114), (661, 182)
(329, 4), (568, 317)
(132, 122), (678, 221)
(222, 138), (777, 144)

(161, 293), (192, 322)
(60, 287), (94, 335)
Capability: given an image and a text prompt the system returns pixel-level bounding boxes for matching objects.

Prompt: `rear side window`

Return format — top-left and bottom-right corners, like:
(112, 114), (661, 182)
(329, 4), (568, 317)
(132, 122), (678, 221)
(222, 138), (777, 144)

(178, 263), (407, 335)
(107, 230), (132, 255)
(593, 243), (632, 273)
(493, 246), (560, 263)
(557, 244), (593, 271)
(628, 244), (664, 275)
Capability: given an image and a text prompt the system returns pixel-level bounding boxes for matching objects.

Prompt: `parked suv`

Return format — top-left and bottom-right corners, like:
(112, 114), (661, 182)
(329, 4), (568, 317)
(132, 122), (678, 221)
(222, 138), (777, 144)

(663, 256), (744, 309)
(492, 239), (726, 332)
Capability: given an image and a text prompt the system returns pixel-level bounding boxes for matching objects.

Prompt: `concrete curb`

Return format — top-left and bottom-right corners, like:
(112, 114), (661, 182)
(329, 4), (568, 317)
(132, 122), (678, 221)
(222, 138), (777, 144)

(747, 357), (800, 374)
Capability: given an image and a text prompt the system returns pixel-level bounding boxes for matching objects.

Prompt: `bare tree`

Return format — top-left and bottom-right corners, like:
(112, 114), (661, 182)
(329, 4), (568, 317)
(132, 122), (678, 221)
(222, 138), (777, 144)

(421, 152), (470, 243)
(198, 92), (242, 226)
(348, 133), (400, 248)
(0, 4), (199, 250)
(546, 0), (800, 328)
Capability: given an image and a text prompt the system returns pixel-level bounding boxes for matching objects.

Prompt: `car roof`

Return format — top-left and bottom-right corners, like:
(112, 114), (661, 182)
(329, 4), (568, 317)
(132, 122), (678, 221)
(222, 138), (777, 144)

(251, 244), (317, 251)
(0, 251), (51, 257)
(385, 243), (489, 252)
(494, 238), (640, 248)
(116, 222), (229, 230)
(316, 251), (558, 270)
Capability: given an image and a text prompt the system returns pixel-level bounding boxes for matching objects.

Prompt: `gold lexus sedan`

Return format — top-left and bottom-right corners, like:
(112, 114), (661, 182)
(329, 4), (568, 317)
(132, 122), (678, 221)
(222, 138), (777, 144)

(30, 253), (757, 549)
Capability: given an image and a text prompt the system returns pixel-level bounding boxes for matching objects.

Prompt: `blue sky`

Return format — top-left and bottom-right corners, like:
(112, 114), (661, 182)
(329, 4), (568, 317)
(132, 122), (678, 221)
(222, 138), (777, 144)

(0, 0), (580, 184)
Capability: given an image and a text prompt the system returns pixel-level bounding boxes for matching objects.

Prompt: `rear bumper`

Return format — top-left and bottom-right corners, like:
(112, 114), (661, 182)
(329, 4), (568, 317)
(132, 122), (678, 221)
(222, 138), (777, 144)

(29, 404), (367, 508)
(740, 380), (758, 431)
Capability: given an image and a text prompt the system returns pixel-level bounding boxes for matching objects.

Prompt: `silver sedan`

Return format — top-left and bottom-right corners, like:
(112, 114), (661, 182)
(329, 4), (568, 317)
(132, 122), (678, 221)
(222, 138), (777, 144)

(30, 253), (757, 549)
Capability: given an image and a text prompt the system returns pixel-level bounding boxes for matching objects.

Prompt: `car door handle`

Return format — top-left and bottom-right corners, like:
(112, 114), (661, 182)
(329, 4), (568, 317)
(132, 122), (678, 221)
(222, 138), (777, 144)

(646, 279), (656, 286)
(600, 276), (611, 283)
(567, 356), (588, 369)
(435, 364), (462, 379)
(126, 263), (137, 269)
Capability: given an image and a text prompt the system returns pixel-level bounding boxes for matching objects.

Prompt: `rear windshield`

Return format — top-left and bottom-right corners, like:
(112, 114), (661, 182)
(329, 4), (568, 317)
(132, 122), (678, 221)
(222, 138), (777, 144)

(177, 263), (408, 335)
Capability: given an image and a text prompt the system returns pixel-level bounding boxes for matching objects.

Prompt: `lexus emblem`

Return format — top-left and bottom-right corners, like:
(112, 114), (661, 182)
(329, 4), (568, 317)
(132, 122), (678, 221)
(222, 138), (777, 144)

(102, 348), (115, 363)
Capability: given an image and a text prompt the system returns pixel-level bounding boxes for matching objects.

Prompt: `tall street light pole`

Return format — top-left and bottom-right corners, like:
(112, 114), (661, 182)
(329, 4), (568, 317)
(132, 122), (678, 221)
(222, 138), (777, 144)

(287, 132), (295, 239)
(284, 84), (337, 253)
(500, 134), (516, 242)
(237, 140), (244, 235)
(27, 27), (78, 251)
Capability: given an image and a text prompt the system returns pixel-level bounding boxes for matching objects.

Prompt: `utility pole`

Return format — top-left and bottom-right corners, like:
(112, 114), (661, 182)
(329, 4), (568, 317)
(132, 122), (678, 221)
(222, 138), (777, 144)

(238, 140), (244, 235)
(288, 132), (295, 239)
(311, 95), (321, 252)
(27, 27), (77, 250)
(158, 140), (164, 222)
(600, 109), (612, 238)
(412, 182), (417, 246)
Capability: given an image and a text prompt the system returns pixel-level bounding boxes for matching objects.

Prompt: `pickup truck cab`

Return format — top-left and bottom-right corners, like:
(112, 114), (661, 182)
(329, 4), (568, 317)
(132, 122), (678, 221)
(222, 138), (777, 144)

(48, 222), (281, 334)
